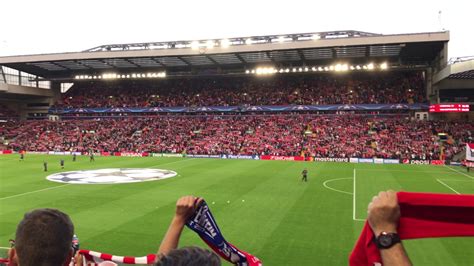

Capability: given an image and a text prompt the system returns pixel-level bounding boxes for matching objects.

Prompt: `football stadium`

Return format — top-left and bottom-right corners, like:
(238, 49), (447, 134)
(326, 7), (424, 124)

(1, 20), (474, 266)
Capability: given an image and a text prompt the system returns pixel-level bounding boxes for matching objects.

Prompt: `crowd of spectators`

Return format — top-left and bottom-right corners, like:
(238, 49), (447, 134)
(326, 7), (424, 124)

(3, 115), (471, 160)
(55, 72), (425, 109)
(0, 103), (18, 118)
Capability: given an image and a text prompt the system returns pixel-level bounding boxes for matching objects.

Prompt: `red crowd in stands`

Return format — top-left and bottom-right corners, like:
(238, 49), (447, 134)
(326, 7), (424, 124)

(0, 104), (18, 118)
(55, 72), (425, 108)
(3, 115), (471, 160)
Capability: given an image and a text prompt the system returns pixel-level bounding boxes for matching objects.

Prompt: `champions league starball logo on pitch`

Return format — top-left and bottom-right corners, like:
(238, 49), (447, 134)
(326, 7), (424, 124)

(46, 168), (177, 184)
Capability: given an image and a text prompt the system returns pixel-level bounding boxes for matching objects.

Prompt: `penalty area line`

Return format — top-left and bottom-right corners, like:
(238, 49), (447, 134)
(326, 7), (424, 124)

(444, 165), (474, 180)
(322, 177), (353, 195)
(436, 179), (461, 195)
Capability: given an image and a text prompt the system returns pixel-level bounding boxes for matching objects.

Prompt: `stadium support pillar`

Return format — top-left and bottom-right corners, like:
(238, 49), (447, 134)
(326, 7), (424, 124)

(50, 81), (62, 105)
(426, 68), (435, 103)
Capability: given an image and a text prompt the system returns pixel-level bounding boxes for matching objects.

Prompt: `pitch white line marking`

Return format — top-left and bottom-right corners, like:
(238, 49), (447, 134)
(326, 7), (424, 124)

(437, 179), (471, 182)
(0, 184), (71, 201)
(436, 179), (461, 195)
(444, 165), (474, 180)
(323, 177), (353, 195)
(353, 169), (361, 221)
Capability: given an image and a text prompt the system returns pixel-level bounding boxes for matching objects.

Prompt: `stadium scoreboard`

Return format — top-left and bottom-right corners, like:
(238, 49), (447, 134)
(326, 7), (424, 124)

(429, 104), (470, 113)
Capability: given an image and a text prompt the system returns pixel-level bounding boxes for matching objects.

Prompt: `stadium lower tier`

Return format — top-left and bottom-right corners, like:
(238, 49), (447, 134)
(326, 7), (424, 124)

(2, 115), (471, 160)
(56, 72), (425, 108)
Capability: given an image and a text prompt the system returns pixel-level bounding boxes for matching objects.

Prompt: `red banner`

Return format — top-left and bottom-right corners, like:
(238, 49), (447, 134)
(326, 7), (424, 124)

(0, 150), (13, 154)
(430, 160), (445, 165)
(260, 155), (305, 161)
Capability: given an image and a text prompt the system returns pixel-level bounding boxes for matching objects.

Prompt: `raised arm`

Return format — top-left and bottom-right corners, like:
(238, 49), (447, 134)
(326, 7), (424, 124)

(367, 190), (412, 266)
(157, 196), (201, 256)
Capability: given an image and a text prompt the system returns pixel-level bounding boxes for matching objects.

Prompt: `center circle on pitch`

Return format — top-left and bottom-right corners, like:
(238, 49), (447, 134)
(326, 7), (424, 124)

(46, 168), (177, 184)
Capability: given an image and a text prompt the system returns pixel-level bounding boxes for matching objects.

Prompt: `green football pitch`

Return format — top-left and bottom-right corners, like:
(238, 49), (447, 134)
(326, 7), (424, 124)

(0, 154), (473, 265)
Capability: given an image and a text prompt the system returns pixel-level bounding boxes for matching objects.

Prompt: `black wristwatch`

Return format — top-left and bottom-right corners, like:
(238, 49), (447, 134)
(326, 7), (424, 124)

(375, 232), (401, 249)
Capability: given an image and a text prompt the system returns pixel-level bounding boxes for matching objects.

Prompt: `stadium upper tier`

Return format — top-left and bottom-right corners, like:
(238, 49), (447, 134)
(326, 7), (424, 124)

(55, 72), (424, 109)
(2, 115), (470, 160)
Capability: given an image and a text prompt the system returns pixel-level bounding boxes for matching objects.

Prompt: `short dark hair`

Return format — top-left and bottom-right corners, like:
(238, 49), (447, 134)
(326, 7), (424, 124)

(15, 208), (74, 266)
(155, 246), (221, 266)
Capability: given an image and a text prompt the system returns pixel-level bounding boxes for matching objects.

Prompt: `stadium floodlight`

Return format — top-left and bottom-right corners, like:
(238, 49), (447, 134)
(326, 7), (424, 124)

(245, 38), (253, 45)
(304, 67), (309, 72)
(356, 65), (362, 70)
(324, 66), (329, 71)
(350, 66), (355, 70)
(292, 68), (297, 72)
(251, 70), (255, 74)
(341, 64), (349, 71)
(380, 62), (388, 70)
(298, 67), (303, 72)
(279, 68), (284, 73)
(206, 40), (215, 49)
(335, 64), (342, 71)
(245, 70), (250, 74)
(147, 73), (152, 78)
(191, 41), (199, 50)
(318, 67), (323, 71)
(132, 74), (137, 78)
(329, 66), (334, 71)
(367, 63), (374, 70)
(74, 75), (79, 79)
(363, 65), (368, 70)
(285, 68), (290, 73)
(121, 75), (126, 78)
(220, 39), (230, 48)
(312, 67), (317, 71)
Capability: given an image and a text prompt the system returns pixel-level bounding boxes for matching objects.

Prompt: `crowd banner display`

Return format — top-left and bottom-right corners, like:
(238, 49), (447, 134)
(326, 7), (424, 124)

(50, 103), (429, 114)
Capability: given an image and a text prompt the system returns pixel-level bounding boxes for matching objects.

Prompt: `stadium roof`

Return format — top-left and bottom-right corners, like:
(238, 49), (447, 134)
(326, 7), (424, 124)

(433, 58), (474, 84)
(0, 30), (449, 81)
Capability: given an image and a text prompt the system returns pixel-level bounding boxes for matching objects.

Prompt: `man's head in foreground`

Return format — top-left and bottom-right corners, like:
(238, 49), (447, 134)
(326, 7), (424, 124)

(9, 208), (74, 266)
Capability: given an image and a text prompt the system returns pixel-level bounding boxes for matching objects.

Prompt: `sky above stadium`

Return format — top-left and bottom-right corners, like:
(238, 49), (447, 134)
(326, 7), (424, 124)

(1, 0), (472, 59)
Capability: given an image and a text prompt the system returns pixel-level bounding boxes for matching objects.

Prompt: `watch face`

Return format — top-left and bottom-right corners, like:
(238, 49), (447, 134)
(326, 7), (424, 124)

(378, 234), (393, 247)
